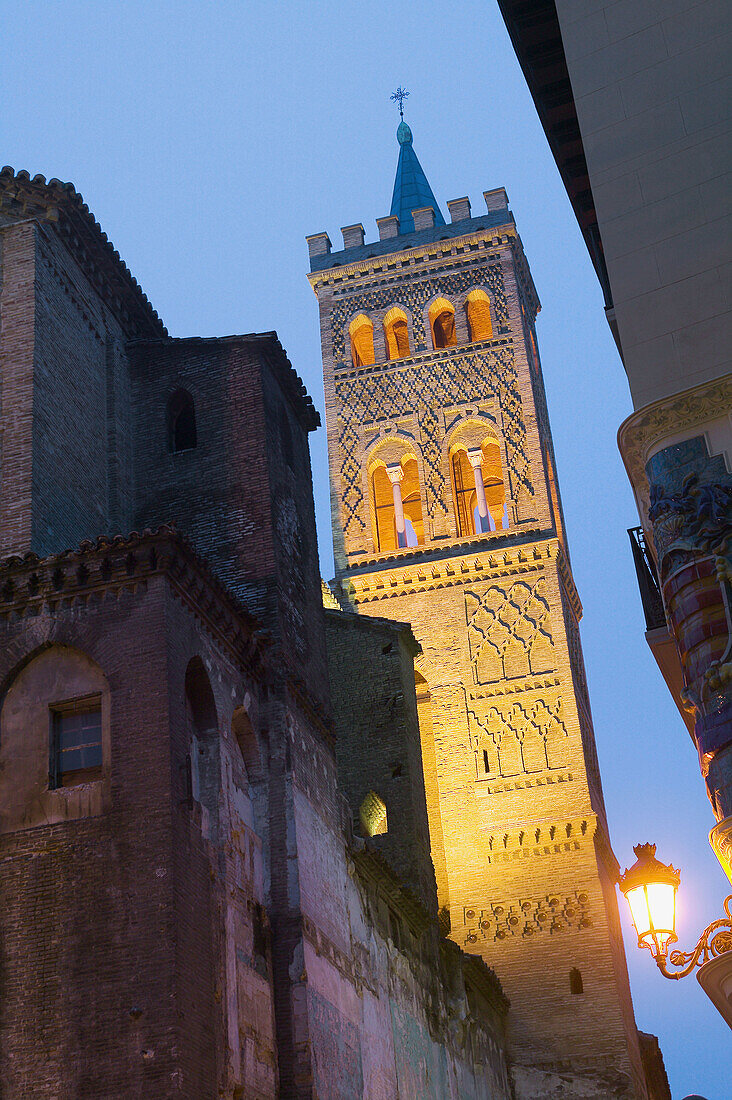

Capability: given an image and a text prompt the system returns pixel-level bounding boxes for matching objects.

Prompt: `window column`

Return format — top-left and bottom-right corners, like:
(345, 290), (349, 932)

(467, 448), (494, 533)
(386, 463), (408, 548)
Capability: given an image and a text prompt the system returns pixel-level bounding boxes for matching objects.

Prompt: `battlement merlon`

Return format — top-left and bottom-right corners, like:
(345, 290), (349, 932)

(306, 187), (540, 319)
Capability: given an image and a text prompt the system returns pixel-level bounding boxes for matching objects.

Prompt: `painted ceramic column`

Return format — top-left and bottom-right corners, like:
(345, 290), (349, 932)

(467, 448), (494, 533)
(387, 463), (408, 548)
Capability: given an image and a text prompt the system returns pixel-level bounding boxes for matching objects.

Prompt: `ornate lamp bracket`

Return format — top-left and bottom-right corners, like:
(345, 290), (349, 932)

(655, 895), (732, 979)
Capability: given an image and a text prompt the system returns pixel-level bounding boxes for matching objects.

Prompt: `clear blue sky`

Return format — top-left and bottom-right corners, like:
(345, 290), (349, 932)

(2, 2), (727, 1094)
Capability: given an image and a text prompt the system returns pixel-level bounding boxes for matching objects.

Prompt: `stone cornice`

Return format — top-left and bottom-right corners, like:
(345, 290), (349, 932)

(342, 537), (578, 605)
(618, 373), (732, 509)
(709, 815), (732, 884)
(307, 224), (517, 291)
(323, 606), (422, 657)
(460, 950), (510, 1016)
(350, 844), (433, 937)
(350, 845), (508, 1015)
(0, 527), (265, 676)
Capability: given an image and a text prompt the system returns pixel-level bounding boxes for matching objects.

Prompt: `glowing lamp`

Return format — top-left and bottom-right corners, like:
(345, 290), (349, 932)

(619, 843), (680, 960)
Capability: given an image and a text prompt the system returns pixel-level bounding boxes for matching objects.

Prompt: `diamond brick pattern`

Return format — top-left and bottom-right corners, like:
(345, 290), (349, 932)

(335, 346), (532, 544)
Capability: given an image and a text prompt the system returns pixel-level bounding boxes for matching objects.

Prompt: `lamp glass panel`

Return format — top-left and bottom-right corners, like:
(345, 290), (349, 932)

(645, 882), (676, 947)
(626, 885), (652, 941)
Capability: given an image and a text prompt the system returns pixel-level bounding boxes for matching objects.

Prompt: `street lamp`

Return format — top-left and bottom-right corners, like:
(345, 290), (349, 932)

(619, 843), (732, 979)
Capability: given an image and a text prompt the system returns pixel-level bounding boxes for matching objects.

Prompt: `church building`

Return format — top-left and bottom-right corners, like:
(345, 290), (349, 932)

(0, 119), (667, 1098)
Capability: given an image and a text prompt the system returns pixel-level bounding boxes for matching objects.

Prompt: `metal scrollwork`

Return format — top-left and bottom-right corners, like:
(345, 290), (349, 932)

(658, 895), (732, 980)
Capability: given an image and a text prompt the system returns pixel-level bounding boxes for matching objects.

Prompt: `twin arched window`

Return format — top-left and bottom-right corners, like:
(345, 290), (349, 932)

(368, 425), (508, 555)
(348, 290), (493, 368)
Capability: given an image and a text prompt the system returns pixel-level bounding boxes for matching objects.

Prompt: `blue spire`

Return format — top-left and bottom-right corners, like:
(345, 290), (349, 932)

(389, 121), (445, 234)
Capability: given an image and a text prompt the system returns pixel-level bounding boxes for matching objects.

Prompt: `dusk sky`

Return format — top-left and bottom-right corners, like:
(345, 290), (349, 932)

(2, 2), (727, 1094)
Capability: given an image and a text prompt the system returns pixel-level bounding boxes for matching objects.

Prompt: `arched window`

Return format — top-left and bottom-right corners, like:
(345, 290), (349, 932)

(371, 454), (424, 552)
(451, 434), (507, 536)
(360, 790), (388, 837)
(569, 968), (583, 995)
(1, 646), (109, 831)
(465, 289), (493, 341)
(349, 314), (375, 368)
(383, 307), (410, 360)
(168, 389), (197, 452)
(232, 705), (267, 836)
(429, 298), (457, 349)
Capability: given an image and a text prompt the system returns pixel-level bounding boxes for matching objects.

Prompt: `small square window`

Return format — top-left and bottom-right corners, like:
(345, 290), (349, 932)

(50, 697), (102, 788)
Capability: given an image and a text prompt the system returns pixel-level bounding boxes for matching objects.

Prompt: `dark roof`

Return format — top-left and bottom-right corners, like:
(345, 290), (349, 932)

(496, 0), (612, 308)
(0, 166), (167, 337)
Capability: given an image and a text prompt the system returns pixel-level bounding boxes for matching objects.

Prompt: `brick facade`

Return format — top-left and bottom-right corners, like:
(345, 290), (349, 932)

(0, 169), (512, 1098)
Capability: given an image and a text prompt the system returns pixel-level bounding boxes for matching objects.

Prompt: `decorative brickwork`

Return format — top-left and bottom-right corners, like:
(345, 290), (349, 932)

(465, 579), (555, 683)
(334, 343), (533, 544)
(312, 200), (650, 1096)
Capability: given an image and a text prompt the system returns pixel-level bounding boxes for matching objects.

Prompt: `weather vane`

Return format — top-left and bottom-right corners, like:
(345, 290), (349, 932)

(391, 86), (409, 120)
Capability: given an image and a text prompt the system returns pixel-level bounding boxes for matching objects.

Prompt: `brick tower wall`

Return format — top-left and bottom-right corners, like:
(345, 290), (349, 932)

(309, 202), (648, 1097)
(0, 220), (135, 558)
(0, 555), (282, 1099)
(129, 336), (329, 711)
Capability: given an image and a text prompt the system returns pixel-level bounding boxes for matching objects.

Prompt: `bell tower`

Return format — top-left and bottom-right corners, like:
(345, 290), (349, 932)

(307, 119), (648, 1095)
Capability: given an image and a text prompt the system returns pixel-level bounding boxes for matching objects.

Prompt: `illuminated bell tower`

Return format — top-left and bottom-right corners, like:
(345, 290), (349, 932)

(307, 118), (648, 1095)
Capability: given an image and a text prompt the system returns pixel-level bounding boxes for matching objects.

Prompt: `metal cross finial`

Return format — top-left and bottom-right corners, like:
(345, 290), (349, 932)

(391, 86), (409, 120)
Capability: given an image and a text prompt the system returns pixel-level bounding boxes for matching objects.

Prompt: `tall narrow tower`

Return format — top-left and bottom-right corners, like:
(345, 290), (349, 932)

(307, 121), (648, 1095)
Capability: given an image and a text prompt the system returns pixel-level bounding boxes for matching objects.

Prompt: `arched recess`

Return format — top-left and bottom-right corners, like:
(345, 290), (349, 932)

(383, 307), (410, 360)
(448, 420), (508, 536)
(465, 289), (493, 342)
(0, 644), (110, 832)
(368, 440), (425, 552)
(349, 314), (375, 368)
(168, 389), (197, 452)
(185, 657), (220, 828)
(360, 790), (388, 837)
(414, 669), (449, 912)
(429, 298), (457, 349)
(232, 705), (267, 837)
(569, 967), (584, 994)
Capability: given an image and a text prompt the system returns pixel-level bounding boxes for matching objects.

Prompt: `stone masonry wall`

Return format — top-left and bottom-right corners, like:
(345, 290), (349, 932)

(324, 608), (439, 914)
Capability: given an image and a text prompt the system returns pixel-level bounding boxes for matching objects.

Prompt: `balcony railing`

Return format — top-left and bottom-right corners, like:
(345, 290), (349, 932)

(628, 526), (666, 632)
